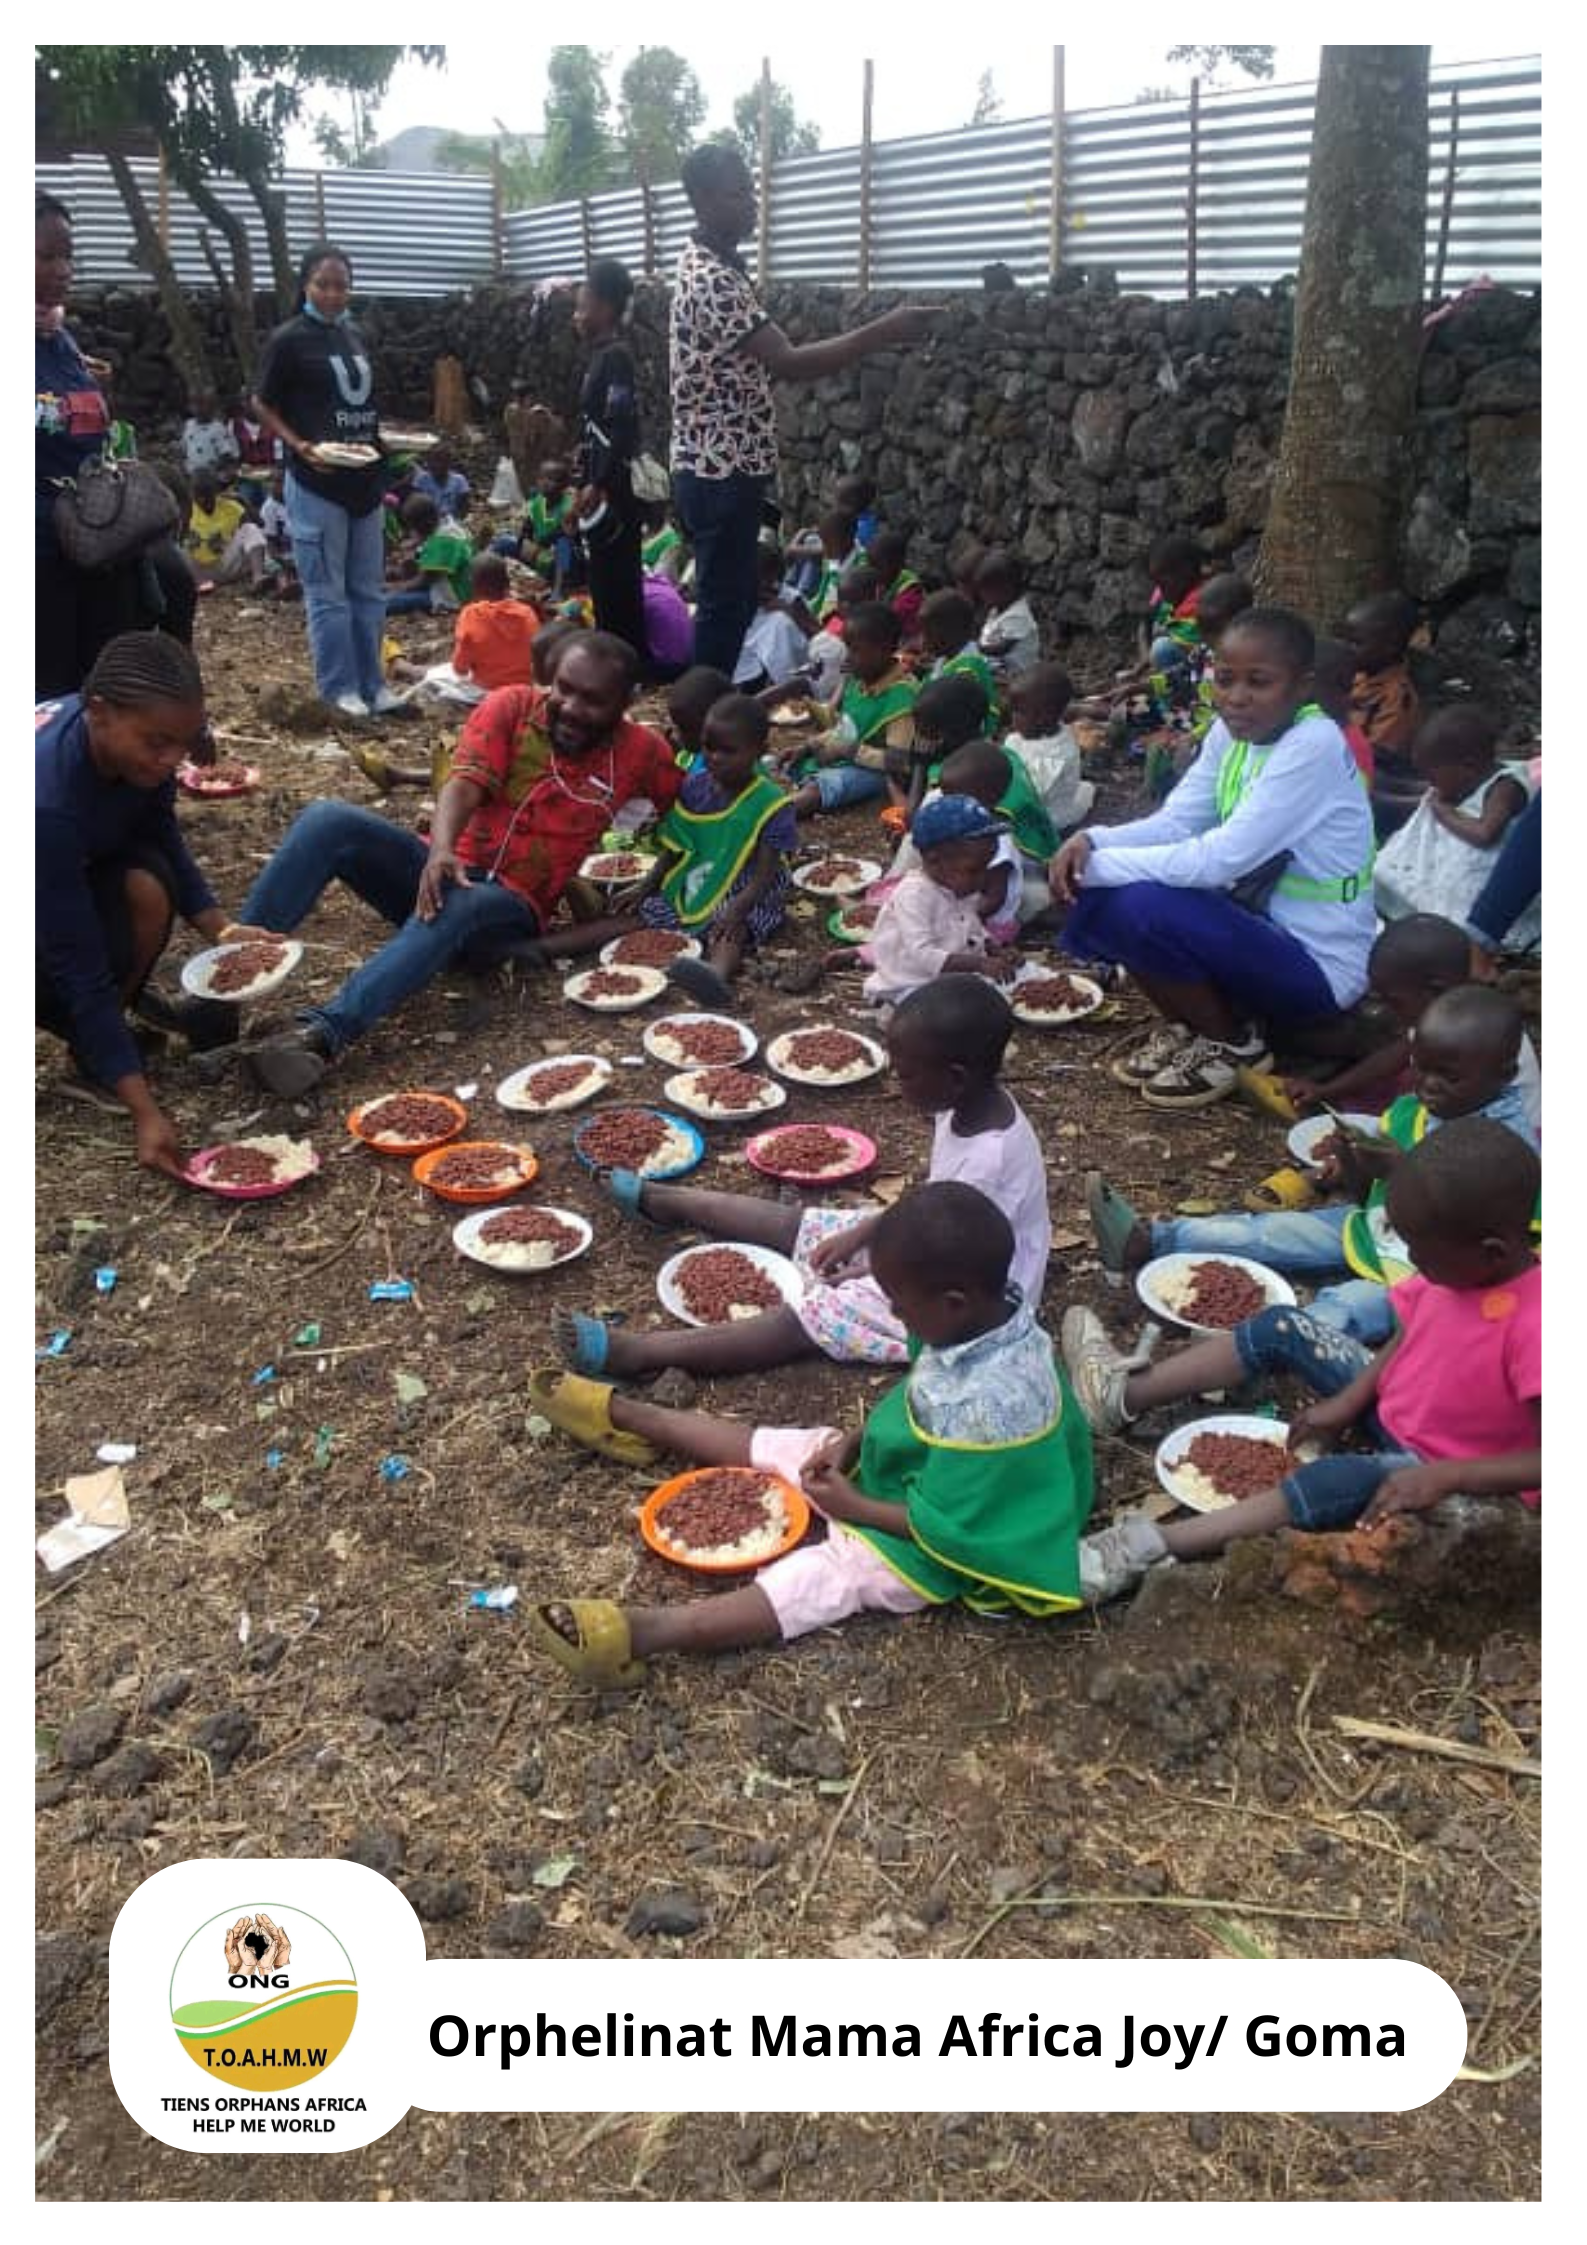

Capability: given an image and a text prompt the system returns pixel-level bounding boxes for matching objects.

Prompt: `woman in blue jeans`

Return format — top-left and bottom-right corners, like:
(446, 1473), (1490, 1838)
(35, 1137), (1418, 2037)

(253, 244), (399, 719)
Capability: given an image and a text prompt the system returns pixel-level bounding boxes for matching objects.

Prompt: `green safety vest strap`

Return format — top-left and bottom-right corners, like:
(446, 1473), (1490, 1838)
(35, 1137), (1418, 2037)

(1214, 706), (1375, 906)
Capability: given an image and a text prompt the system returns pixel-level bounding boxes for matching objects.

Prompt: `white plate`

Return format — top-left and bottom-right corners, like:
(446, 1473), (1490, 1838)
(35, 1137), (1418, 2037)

(642, 1012), (758, 1068)
(664, 1069), (787, 1123)
(791, 857), (882, 898)
(1010, 968), (1106, 1025)
(578, 850), (658, 886)
(377, 426), (438, 453)
(495, 1054), (613, 1113)
(657, 1243), (803, 1328)
(1155, 1414), (1309, 1514)
(769, 705), (813, 728)
(313, 441), (381, 468)
(563, 964), (668, 1013)
(765, 1027), (887, 1088)
(180, 939), (304, 1003)
(598, 933), (702, 968)
(1136, 1253), (1297, 1337)
(453, 1204), (593, 1273)
(1287, 1112), (1384, 1170)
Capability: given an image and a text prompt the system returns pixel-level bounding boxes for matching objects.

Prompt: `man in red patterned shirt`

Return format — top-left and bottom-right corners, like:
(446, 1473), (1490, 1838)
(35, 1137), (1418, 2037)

(243, 634), (679, 1095)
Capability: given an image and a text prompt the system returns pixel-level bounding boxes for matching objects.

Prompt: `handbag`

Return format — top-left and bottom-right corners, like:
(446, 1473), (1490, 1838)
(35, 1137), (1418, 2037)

(52, 455), (180, 572)
(629, 452), (670, 505)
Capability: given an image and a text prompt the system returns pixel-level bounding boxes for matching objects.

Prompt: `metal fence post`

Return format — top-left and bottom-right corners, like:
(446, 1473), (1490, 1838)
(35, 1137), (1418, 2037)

(642, 180), (657, 277)
(490, 140), (505, 281)
(758, 58), (773, 285)
(1049, 46), (1066, 282)
(1186, 76), (1201, 301)
(858, 58), (875, 294)
(314, 171), (327, 240)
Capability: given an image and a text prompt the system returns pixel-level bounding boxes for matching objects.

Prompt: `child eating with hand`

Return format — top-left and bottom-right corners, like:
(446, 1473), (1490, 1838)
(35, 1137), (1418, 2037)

(553, 976), (1051, 1380)
(528, 1181), (1093, 1685)
(1068, 1120), (1540, 1605)
(864, 794), (1019, 1005)
(778, 601), (917, 820)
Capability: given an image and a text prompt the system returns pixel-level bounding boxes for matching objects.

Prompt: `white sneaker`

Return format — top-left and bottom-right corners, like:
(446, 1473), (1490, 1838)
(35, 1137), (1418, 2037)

(1140, 1028), (1273, 1111)
(332, 691), (371, 718)
(369, 686), (411, 716)
(1060, 1307), (1149, 1435)
(1110, 1019), (1192, 1087)
(1079, 1515), (1174, 1605)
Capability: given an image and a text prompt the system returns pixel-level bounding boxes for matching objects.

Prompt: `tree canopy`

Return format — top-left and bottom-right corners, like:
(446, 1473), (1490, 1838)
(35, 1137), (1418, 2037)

(618, 47), (705, 184)
(719, 79), (821, 170)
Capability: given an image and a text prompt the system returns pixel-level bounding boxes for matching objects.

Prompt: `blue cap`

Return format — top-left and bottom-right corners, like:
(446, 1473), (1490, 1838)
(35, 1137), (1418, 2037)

(912, 793), (1005, 852)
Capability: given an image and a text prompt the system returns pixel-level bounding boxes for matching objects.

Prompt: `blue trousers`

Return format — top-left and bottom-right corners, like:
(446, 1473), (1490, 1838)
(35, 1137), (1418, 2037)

(241, 802), (537, 1054)
(284, 473), (386, 705)
(674, 468), (765, 676)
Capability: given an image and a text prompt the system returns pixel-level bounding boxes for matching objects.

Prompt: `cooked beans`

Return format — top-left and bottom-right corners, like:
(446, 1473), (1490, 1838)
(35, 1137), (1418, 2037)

(677, 1247), (785, 1322)
(757, 1125), (854, 1174)
(361, 1093), (460, 1144)
(685, 1068), (774, 1111)
(209, 940), (289, 994)
(1181, 1261), (1270, 1326)
(1182, 1431), (1300, 1498)
(205, 1144), (280, 1186)
(578, 1109), (672, 1168)
(785, 1029), (869, 1072)
(665, 1020), (747, 1066)
(609, 930), (691, 967)
(577, 970), (645, 1001)
(659, 1470), (779, 1549)
(480, 1208), (581, 1254)
(429, 1144), (523, 1190)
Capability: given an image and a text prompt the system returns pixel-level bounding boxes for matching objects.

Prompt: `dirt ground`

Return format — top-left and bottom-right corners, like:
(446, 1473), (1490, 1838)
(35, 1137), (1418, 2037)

(36, 595), (1541, 2203)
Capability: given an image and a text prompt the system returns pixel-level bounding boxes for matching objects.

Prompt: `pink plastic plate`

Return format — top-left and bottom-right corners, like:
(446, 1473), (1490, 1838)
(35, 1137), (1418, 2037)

(184, 1143), (321, 1200)
(743, 1124), (878, 1184)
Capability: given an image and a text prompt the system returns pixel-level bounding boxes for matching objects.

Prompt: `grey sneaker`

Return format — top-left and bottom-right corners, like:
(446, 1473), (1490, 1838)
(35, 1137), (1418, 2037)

(1060, 1306), (1139, 1435)
(332, 691), (371, 719)
(1140, 1029), (1273, 1111)
(1110, 1019), (1192, 1087)
(1079, 1515), (1173, 1605)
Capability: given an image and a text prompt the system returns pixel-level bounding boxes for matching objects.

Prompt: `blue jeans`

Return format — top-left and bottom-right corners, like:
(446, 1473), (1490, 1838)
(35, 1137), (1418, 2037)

(384, 586), (443, 616)
(810, 761), (889, 811)
(1149, 1205), (1393, 1343)
(241, 802), (537, 1054)
(1465, 789), (1541, 952)
(285, 473), (387, 704)
(673, 468), (766, 675)
(1232, 1305), (1419, 1530)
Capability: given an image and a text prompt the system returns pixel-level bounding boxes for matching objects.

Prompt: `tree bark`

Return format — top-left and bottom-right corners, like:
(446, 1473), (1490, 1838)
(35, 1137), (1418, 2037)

(181, 170), (258, 381)
(104, 149), (216, 404)
(243, 169), (298, 318)
(1256, 47), (1431, 621)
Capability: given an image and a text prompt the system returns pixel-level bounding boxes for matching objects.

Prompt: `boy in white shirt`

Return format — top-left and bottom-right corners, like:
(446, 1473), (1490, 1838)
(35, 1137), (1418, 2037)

(976, 549), (1040, 684)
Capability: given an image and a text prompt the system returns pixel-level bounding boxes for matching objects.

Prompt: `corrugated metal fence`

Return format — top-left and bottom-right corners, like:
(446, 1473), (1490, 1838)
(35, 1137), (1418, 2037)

(39, 55), (1538, 304)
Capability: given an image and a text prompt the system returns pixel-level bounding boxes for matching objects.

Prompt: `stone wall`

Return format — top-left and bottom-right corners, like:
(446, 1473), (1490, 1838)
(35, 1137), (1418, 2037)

(67, 274), (1540, 699)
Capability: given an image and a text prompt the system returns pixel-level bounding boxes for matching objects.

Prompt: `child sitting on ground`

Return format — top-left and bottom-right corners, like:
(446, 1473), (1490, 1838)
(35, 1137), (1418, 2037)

(1067, 1119), (1539, 1606)
(976, 550), (1041, 685)
(413, 443), (470, 521)
(1343, 591), (1423, 834)
(1312, 635), (1374, 783)
(1143, 533), (1207, 683)
(389, 554), (539, 705)
(800, 562), (881, 703)
(1284, 912), (1539, 1127)
(1373, 706), (1537, 941)
(734, 545), (813, 692)
(888, 672), (991, 816)
(528, 1181), (1093, 1685)
(1004, 662), (1093, 836)
(783, 507), (860, 622)
(641, 501), (685, 582)
(918, 589), (998, 714)
(776, 601), (917, 821)
(555, 976), (1051, 1381)
(184, 470), (268, 589)
(835, 472), (879, 552)
(863, 794), (1019, 1005)
(886, 730), (1047, 931)
(1085, 982), (1539, 1345)
(661, 664), (734, 768)
(180, 389), (238, 480)
(513, 458), (576, 587)
(385, 493), (472, 615)
(866, 527), (925, 648)
(635, 693), (795, 981)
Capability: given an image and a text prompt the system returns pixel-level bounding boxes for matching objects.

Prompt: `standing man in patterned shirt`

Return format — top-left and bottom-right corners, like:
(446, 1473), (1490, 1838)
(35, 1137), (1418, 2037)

(670, 144), (931, 675)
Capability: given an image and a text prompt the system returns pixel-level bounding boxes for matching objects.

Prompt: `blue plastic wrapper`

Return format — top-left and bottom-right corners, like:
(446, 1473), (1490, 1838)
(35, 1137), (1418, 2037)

(94, 1267), (118, 1295)
(368, 1280), (414, 1303)
(469, 1585), (519, 1613)
(251, 1365), (277, 1385)
(35, 1329), (72, 1360)
(379, 1455), (412, 1483)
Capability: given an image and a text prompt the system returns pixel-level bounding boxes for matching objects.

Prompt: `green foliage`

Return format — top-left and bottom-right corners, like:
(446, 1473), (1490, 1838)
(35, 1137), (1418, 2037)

(969, 71), (1002, 128)
(434, 126), (546, 209)
(618, 46), (705, 185)
(718, 79), (821, 169)
(537, 45), (615, 201)
(1164, 45), (1276, 85)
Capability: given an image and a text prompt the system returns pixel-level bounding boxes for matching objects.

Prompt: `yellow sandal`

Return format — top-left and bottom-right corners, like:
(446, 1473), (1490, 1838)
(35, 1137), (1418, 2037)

(525, 1599), (647, 1687)
(1243, 1167), (1319, 1213)
(526, 1369), (657, 1467)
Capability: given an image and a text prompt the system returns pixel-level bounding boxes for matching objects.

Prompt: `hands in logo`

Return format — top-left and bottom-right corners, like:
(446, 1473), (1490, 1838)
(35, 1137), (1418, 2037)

(223, 1912), (292, 1973)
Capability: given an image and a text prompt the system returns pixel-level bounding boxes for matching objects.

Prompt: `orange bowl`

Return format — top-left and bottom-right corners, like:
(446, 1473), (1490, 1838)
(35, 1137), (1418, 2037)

(411, 1139), (539, 1204)
(346, 1091), (468, 1156)
(639, 1466), (811, 1576)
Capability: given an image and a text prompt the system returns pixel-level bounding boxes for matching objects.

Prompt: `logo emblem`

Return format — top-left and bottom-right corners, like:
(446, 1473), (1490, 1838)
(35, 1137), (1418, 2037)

(169, 1905), (357, 2089)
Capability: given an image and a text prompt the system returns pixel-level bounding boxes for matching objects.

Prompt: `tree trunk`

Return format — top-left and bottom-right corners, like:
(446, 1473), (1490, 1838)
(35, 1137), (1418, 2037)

(243, 169), (298, 319)
(1256, 47), (1431, 621)
(182, 170), (258, 383)
(104, 149), (216, 405)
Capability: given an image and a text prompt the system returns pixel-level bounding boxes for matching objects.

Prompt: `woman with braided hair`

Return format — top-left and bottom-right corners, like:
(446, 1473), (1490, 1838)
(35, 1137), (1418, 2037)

(36, 634), (274, 1177)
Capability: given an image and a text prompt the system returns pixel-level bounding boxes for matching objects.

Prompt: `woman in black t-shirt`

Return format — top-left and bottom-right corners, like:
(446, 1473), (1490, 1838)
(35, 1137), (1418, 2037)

(573, 258), (648, 665)
(253, 243), (396, 718)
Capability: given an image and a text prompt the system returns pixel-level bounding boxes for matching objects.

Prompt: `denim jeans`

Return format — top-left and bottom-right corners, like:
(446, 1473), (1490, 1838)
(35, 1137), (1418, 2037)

(241, 802), (537, 1053)
(1231, 1305), (1419, 1530)
(673, 468), (766, 675)
(383, 586), (441, 616)
(1149, 1205), (1393, 1343)
(1465, 789), (1542, 952)
(285, 473), (387, 703)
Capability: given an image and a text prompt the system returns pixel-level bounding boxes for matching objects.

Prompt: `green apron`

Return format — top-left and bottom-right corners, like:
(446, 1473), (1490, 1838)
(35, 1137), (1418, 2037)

(657, 773), (789, 926)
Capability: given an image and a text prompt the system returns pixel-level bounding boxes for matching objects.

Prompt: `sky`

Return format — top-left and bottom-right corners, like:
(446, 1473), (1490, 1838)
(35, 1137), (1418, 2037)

(286, 34), (1531, 169)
